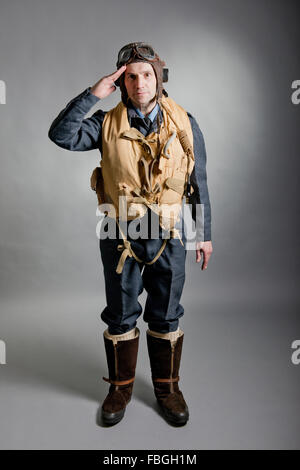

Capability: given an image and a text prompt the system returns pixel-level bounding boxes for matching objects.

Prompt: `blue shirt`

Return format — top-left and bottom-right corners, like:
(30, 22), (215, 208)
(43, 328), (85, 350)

(132, 102), (159, 122)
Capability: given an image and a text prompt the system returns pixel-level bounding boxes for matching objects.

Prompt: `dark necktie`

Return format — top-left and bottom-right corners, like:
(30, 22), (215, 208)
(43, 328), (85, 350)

(130, 115), (153, 136)
(143, 116), (152, 129)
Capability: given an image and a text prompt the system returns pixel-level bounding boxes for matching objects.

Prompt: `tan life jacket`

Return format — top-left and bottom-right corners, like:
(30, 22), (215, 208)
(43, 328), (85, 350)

(90, 94), (195, 273)
(91, 94), (195, 230)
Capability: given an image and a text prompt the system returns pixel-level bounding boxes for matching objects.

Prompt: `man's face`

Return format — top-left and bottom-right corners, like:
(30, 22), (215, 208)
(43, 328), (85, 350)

(124, 62), (157, 108)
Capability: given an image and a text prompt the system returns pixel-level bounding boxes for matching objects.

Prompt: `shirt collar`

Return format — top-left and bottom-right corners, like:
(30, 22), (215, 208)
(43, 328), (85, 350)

(129, 101), (160, 122)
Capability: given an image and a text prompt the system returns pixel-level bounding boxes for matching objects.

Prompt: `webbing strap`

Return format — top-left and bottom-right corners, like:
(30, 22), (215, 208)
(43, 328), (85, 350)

(115, 219), (168, 274)
(160, 100), (195, 198)
(130, 188), (184, 247)
(152, 376), (180, 383)
(102, 376), (135, 386)
(121, 129), (156, 158)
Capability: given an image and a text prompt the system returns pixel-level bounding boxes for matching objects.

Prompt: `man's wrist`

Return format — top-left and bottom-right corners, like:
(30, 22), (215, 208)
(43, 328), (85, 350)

(87, 86), (101, 100)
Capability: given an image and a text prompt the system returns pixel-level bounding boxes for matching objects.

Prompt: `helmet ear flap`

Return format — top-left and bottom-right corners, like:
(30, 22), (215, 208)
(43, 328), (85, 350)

(162, 68), (169, 83)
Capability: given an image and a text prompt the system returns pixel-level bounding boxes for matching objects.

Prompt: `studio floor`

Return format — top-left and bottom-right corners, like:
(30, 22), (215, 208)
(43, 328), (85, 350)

(0, 279), (299, 450)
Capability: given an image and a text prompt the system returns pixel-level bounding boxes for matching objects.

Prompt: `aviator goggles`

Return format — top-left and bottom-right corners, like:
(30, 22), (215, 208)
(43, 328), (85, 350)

(116, 42), (156, 69)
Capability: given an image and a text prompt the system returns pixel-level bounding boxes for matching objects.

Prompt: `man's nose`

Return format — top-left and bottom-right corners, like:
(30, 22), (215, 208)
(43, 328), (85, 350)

(136, 76), (146, 88)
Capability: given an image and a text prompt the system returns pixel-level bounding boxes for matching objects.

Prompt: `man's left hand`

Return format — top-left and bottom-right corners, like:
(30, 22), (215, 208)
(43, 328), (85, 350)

(196, 241), (213, 270)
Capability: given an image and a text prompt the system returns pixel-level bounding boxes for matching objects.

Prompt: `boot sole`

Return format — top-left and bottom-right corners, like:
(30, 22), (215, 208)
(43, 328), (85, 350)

(158, 402), (189, 426)
(101, 408), (126, 426)
(101, 397), (131, 426)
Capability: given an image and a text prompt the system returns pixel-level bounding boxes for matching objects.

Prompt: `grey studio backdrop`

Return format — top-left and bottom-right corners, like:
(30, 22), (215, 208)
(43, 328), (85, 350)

(0, 0), (299, 450)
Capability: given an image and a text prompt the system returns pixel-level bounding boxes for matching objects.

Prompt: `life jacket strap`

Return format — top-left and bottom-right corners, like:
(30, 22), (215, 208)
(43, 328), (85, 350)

(115, 219), (169, 274)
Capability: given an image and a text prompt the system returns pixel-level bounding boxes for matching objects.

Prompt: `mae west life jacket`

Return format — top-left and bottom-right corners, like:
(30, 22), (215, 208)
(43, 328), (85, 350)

(90, 94), (195, 273)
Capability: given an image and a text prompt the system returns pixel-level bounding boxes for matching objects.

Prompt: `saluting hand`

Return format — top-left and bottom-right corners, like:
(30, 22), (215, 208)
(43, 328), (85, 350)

(90, 65), (127, 99)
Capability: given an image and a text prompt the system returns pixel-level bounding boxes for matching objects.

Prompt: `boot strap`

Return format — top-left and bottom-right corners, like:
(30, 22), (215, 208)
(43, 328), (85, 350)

(102, 376), (135, 386)
(153, 376), (180, 383)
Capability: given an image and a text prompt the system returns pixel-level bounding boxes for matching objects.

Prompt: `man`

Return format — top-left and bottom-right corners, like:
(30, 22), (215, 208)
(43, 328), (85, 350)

(48, 42), (213, 427)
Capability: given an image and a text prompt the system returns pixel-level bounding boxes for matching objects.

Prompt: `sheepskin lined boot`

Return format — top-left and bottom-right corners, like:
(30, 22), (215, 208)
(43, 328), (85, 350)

(146, 328), (189, 426)
(101, 327), (140, 426)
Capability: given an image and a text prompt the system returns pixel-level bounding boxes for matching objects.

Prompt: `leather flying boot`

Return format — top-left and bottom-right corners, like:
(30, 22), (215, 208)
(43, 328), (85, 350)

(146, 328), (189, 426)
(101, 327), (140, 426)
